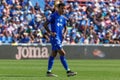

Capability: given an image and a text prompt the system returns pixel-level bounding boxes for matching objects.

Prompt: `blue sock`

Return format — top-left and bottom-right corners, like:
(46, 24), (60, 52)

(48, 56), (54, 72)
(60, 56), (70, 71)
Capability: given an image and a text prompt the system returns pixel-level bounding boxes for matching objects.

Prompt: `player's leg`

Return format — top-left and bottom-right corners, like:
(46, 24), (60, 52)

(58, 48), (77, 77)
(47, 50), (58, 77)
(47, 50), (57, 72)
(58, 48), (70, 71)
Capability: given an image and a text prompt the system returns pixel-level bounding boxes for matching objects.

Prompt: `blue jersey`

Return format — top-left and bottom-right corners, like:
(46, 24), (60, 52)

(48, 12), (67, 41)
(47, 12), (67, 50)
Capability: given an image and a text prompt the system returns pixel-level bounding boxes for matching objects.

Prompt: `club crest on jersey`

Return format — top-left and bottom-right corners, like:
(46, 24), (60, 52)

(60, 19), (62, 22)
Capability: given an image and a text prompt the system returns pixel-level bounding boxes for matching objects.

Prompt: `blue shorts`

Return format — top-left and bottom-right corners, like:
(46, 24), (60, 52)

(50, 37), (62, 51)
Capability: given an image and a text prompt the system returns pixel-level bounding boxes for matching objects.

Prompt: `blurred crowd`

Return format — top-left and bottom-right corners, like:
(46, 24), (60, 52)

(0, 0), (120, 44)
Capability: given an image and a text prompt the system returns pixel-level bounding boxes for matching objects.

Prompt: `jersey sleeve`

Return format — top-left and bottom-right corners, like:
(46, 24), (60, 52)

(47, 13), (54, 23)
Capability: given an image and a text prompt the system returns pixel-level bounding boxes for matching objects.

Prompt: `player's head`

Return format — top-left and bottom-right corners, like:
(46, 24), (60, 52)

(57, 3), (65, 15)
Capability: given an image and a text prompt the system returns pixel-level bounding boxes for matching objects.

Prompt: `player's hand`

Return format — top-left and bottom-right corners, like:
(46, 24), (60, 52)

(62, 34), (66, 39)
(51, 32), (56, 37)
(48, 32), (56, 37)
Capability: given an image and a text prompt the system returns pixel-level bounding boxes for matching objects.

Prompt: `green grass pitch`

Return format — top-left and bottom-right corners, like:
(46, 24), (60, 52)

(0, 59), (120, 80)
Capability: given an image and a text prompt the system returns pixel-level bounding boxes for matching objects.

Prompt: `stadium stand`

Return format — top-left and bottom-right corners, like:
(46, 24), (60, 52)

(0, 0), (119, 44)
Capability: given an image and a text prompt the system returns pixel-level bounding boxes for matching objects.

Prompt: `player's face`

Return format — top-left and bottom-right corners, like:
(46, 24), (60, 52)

(58, 6), (65, 15)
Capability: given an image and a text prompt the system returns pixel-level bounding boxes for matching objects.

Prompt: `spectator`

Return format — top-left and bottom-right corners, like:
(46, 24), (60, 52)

(0, 0), (119, 44)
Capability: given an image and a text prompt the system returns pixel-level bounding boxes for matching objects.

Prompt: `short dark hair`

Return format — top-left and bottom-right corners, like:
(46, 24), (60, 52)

(58, 3), (65, 8)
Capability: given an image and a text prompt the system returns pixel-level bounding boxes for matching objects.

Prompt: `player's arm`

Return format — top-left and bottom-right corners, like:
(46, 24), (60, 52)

(43, 21), (56, 37)
(43, 21), (51, 36)
(63, 26), (67, 39)
(62, 18), (68, 39)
